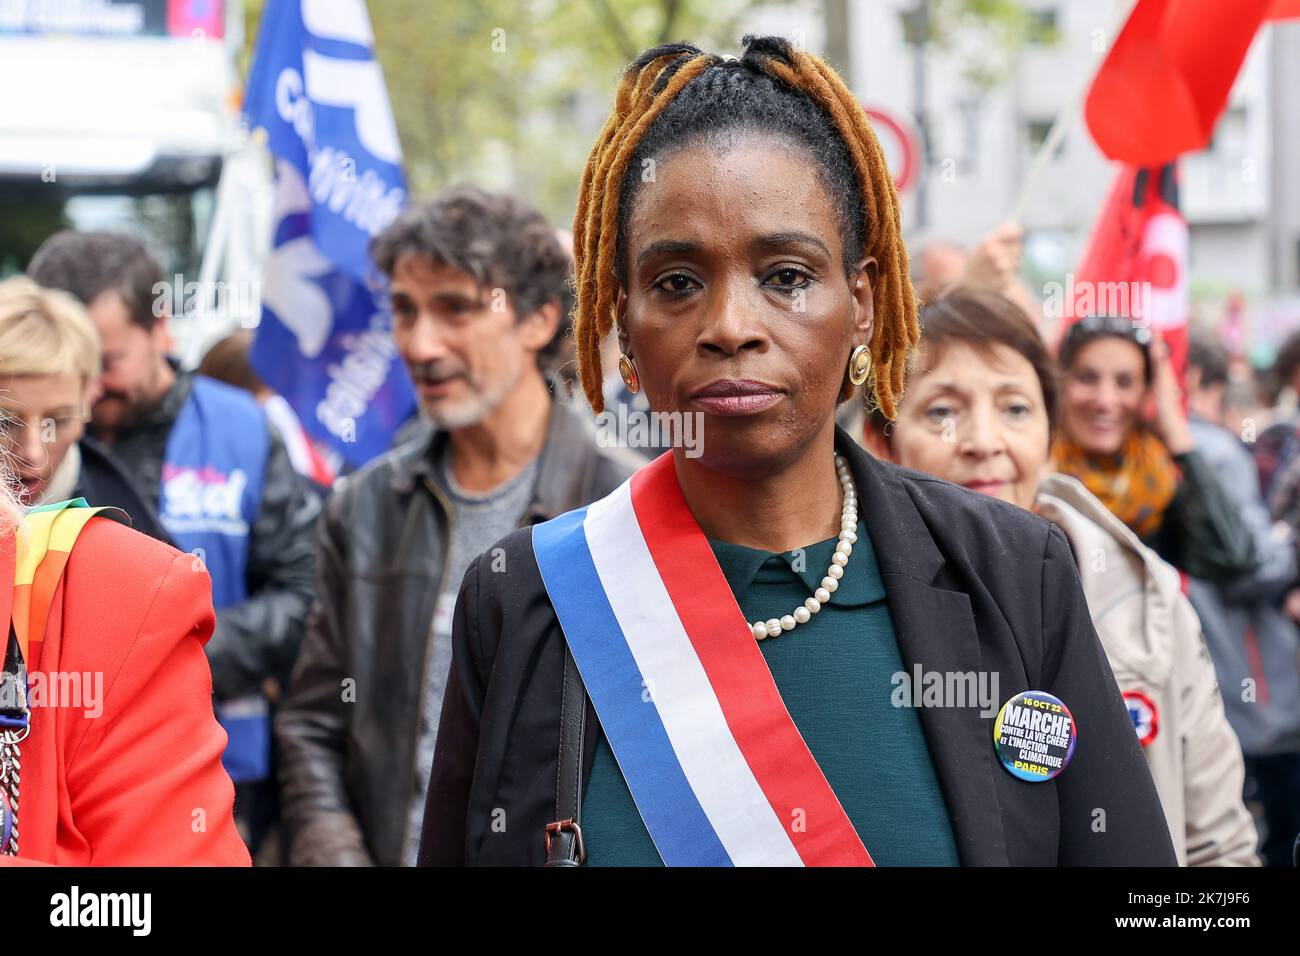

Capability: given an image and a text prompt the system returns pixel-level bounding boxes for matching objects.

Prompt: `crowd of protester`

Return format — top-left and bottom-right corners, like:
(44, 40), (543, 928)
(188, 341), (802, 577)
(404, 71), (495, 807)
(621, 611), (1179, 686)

(3, 34), (1299, 868)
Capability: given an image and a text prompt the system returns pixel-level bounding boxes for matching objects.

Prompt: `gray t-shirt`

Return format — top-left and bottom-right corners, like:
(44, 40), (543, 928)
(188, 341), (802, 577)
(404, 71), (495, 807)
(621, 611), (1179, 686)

(402, 443), (540, 865)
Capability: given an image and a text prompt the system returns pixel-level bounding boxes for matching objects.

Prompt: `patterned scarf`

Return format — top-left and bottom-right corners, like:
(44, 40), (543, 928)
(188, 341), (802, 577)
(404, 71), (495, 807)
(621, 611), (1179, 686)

(9, 499), (127, 672)
(1052, 427), (1179, 540)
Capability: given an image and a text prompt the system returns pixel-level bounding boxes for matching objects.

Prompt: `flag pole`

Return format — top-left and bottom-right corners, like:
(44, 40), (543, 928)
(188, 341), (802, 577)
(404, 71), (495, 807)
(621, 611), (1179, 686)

(1008, 102), (1075, 223)
(1007, 0), (1137, 223)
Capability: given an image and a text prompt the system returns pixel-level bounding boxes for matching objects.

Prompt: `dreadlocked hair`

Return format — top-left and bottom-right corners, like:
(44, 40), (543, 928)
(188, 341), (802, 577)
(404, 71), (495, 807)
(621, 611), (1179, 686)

(571, 35), (919, 418)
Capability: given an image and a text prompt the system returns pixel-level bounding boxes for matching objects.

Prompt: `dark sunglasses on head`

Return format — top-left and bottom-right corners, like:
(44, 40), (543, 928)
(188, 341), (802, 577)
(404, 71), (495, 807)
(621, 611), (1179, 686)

(1064, 314), (1153, 349)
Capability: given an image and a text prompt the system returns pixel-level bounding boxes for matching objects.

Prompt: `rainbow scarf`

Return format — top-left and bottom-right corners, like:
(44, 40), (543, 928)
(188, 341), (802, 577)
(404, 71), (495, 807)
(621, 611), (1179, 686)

(5, 499), (126, 676)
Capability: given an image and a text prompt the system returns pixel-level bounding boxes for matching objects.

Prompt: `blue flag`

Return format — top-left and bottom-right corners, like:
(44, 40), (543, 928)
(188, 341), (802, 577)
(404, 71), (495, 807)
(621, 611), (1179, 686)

(243, 0), (414, 467)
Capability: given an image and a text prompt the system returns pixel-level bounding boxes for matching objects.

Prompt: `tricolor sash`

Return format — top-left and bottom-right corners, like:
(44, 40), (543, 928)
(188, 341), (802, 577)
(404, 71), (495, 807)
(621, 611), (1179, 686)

(532, 453), (873, 867)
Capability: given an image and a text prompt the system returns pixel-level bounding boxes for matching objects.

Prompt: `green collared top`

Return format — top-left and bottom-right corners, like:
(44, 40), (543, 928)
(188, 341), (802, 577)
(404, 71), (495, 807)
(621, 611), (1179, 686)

(579, 518), (961, 866)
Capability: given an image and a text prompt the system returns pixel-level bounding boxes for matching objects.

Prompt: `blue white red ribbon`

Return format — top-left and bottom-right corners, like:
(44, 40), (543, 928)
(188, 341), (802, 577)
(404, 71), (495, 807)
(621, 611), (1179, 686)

(533, 452), (872, 867)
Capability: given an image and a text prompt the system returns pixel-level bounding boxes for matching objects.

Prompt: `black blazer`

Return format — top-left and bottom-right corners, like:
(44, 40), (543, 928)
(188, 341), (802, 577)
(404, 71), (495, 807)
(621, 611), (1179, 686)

(419, 426), (1178, 866)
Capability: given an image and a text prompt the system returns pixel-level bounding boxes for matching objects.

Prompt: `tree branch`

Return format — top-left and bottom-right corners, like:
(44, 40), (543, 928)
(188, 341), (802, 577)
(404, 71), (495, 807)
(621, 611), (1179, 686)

(587, 0), (638, 61)
(657, 0), (683, 45)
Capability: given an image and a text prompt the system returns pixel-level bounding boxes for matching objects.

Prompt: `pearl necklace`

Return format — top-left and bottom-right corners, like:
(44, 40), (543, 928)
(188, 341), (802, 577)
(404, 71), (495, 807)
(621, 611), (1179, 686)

(749, 453), (858, 641)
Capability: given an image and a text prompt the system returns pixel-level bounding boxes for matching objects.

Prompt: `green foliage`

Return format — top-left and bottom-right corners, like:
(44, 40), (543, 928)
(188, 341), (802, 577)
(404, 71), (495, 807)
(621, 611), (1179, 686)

(238, 0), (1042, 223)
(902, 0), (1058, 91)
(367, 0), (773, 222)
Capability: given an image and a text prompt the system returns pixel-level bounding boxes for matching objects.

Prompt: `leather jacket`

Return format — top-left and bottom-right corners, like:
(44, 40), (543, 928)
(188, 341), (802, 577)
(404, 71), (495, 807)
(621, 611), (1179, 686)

(276, 397), (642, 866)
(1145, 448), (1256, 582)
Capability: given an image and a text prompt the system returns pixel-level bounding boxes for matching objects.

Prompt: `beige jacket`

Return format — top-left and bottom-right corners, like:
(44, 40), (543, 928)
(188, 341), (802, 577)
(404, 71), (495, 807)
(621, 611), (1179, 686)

(1036, 473), (1259, 867)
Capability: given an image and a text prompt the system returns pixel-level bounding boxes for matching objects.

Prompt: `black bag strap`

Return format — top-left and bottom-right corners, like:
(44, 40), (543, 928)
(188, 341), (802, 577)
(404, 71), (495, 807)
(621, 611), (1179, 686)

(544, 643), (587, 866)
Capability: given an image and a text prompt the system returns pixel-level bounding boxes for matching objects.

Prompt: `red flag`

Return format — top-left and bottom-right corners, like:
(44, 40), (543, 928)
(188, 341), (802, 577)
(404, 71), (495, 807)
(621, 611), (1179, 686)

(1060, 164), (1189, 385)
(1086, 0), (1300, 166)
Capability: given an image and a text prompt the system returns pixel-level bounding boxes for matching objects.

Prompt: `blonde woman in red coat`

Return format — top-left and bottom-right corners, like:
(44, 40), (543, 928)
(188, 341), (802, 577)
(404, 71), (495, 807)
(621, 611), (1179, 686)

(0, 489), (249, 866)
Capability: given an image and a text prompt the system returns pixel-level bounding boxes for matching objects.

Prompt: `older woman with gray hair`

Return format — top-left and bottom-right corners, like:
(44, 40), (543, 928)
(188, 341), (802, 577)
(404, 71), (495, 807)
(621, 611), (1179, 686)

(866, 285), (1259, 866)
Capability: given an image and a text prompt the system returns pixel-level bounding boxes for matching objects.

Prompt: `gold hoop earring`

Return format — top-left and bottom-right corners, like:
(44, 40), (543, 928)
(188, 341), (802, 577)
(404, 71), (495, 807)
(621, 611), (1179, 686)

(847, 345), (872, 387)
(618, 353), (640, 393)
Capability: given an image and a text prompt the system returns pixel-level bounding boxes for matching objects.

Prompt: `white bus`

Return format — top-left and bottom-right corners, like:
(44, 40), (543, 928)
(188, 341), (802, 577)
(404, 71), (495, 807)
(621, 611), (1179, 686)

(0, 0), (268, 356)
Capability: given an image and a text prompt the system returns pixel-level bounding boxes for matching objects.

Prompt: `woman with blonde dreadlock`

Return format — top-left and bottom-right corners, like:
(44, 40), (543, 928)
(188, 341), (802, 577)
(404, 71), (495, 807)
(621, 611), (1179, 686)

(418, 36), (1174, 867)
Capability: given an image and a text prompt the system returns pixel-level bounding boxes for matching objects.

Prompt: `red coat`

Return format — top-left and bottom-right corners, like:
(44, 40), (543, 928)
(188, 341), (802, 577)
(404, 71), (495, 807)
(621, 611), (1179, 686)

(5, 516), (250, 866)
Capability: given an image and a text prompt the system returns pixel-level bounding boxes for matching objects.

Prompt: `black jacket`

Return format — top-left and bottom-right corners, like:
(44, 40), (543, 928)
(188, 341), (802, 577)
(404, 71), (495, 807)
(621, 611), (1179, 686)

(1146, 448), (1256, 582)
(275, 398), (642, 866)
(75, 434), (173, 546)
(419, 426), (1179, 866)
(96, 365), (321, 699)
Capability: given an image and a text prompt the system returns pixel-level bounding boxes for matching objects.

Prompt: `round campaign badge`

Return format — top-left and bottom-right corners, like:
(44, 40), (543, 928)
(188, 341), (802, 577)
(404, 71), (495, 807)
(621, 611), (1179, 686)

(993, 690), (1077, 782)
(1123, 690), (1159, 747)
